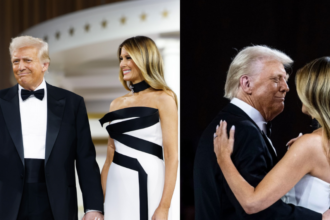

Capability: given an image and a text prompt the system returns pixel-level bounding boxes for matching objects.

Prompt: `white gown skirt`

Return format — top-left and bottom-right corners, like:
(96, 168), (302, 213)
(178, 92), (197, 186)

(102, 108), (172, 220)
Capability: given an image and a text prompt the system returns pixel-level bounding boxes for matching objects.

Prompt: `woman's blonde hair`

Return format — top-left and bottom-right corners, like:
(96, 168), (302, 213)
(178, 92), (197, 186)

(296, 57), (330, 159)
(117, 36), (177, 106)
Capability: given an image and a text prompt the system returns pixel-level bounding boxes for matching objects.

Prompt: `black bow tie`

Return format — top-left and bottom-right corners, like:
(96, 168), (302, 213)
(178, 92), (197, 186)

(21, 89), (45, 101)
(266, 121), (272, 137)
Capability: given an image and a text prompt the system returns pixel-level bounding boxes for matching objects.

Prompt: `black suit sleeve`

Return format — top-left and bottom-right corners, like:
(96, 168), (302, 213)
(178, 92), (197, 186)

(221, 123), (322, 220)
(75, 97), (104, 213)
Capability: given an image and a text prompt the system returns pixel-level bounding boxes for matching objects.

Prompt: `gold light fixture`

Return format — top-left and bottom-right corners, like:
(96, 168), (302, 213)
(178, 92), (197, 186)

(55, 32), (60, 40)
(69, 27), (74, 36)
(85, 24), (90, 32)
(120, 16), (126, 25)
(140, 13), (147, 21)
(162, 10), (169, 18)
(101, 20), (107, 28)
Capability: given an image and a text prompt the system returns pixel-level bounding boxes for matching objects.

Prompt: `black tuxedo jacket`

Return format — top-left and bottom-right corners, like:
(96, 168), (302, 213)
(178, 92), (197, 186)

(0, 83), (104, 220)
(194, 103), (321, 220)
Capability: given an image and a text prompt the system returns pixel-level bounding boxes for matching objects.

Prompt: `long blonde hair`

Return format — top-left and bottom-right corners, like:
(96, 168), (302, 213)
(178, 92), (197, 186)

(118, 36), (177, 106)
(296, 57), (330, 159)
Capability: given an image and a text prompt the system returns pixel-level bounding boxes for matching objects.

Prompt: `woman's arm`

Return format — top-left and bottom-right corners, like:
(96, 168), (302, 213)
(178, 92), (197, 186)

(101, 137), (115, 199)
(214, 120), (318, 214)
(100, 100), (118, 199)
(152, 92), (178, 220)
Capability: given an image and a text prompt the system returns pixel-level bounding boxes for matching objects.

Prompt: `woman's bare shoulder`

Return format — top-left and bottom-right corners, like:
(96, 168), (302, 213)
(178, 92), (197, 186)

(152, 90), (176, 107)
(109, 93), (130, 112)
(289, 132), (323, 155)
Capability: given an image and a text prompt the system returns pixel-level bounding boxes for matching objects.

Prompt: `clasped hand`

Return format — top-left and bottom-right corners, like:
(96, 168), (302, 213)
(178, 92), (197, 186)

(151, 206), (169, 220)
(213, 120), (235, 163)
(82, 211), (104, 220)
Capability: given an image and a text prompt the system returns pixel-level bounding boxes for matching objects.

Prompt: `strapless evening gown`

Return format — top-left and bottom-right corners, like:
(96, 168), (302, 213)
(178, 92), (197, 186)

(100, 107), (171, 220)
(281, 174), (330, 213)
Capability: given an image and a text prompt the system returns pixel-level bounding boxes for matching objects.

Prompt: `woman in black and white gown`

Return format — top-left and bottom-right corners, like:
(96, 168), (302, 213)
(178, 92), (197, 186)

(100, 36), (178, 220)
(214, 57), (330, 215)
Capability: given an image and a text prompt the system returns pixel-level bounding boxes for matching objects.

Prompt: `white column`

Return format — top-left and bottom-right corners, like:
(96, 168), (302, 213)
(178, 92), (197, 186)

(161, 39), (180, 103)
(157, 38), (180, 220)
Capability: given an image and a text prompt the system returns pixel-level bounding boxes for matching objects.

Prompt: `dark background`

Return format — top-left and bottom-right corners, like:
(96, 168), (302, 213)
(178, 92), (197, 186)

(180, 0), (330, 219)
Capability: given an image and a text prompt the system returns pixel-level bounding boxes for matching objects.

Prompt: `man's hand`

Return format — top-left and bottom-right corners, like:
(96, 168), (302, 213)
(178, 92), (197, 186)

(322, 209), (330, 220)
(82, 211), (104, 220)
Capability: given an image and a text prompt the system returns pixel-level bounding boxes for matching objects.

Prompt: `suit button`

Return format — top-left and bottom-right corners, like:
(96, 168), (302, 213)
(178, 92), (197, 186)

(21, 175), (24, 179)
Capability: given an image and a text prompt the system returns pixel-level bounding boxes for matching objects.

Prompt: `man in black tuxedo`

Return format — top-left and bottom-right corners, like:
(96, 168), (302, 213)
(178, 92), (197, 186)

(0, 36), (104, 219)
(194, 45), (330, 219)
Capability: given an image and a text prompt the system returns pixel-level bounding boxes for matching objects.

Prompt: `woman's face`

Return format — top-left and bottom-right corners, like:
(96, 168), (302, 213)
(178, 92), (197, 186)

(119, 47), (143, 84)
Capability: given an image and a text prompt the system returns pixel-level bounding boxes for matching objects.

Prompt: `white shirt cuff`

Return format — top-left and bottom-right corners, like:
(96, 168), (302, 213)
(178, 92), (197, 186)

(86, 209), (102, 213)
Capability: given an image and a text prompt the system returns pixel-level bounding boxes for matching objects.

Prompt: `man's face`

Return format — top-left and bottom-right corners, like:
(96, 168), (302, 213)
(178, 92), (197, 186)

(12, 46), (47, 90)
(251, 60), (289, 121)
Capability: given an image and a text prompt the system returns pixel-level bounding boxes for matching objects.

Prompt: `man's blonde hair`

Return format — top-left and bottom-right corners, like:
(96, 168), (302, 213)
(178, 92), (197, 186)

(224, 45), (293, 99)
(9, 36), (50, 64)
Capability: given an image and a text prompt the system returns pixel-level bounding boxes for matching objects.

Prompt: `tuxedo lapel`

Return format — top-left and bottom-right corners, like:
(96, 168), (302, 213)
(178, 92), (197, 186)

(45, 83), (66, 165)
(261, 132), (278, 164)
(0, 85), (24, 165)
(223, 104), (278, 164)
(223, 104), (261, 129)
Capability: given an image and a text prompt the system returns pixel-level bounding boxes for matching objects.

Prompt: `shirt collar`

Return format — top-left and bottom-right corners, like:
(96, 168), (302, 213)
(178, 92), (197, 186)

(230, 97), (266, 132)
(18, 78), (46, 92)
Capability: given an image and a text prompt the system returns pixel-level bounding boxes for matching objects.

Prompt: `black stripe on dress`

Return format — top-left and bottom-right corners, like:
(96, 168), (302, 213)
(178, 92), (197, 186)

(113, 151), (148, 220)
(99, 107), (163, 160)
(111, 133), (163, 160)
(99, 107), (158, 127)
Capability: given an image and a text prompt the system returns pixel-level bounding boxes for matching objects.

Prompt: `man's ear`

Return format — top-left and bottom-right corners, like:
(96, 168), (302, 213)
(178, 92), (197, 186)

(239, 75), (253, 95)
(42, 62), (49, 72)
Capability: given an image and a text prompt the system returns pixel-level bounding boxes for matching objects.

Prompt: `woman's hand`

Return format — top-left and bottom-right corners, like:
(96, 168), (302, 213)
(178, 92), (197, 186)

(286, 133), (302, 149)
(213, 120), (235, 164)
(151, 206), (169, 220)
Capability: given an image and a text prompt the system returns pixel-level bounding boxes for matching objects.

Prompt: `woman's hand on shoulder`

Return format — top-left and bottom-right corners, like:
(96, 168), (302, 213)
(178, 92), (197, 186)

(287, 132), (323, 169)
(214, 120), (235, 165)
(289, 132), (322, 153)
(286, 133), (302, 148)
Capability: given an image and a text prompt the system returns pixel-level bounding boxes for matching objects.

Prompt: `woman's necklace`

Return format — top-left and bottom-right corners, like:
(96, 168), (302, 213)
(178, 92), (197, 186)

(129, 80), (151, 93)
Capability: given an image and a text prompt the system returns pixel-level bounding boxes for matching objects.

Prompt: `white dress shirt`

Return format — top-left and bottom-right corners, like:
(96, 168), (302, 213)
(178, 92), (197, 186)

(230, 98), (277, 155)
(19, 79), (47, 159)
(18, 79), (101, 214)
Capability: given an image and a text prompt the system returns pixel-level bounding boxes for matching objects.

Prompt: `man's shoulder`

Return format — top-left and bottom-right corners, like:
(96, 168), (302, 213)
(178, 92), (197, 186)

(196, 104), (263, 159)
(0, 84), (18, 100)
(46, 83), (83, 100)
(202, 106), (259, 140)
(0, 87), (13, 96)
